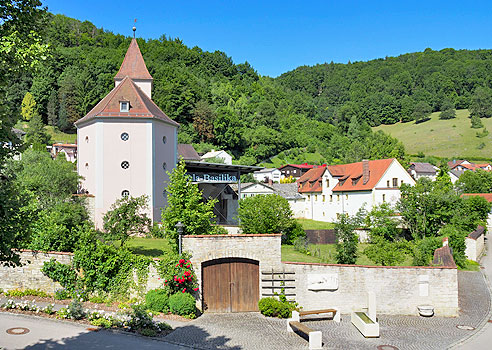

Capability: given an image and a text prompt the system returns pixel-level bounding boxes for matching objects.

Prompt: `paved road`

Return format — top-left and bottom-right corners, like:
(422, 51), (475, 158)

(0, 312), (192, 350)
(453, 236), (492, 349)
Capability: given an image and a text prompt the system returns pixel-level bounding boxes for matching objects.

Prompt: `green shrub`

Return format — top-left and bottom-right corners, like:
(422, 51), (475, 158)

(90, 318), (112, 328)
(67, 299), (85, 320)
(54, 288), (72, 300)
(168, 292), (196, 317)
(41, 259), (78, 292)
(258, 297), (294, 318)
(145, 289), (169, 313)
(412, 237), (442, 266)
(4, 289), (50, 298)
(89, 295), (108, 304)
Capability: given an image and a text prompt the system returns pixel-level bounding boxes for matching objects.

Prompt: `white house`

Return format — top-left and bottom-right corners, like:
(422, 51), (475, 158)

(234, 182), (274, 199)
(297, 158), (416, 222)
(201, 150), (233, 165)
(51, 143), (77, 163)
(408, 162), (438, 181)
(272, 183), (305, 218)
(252, 168), (282, 183)
(75, 38), (179, 228)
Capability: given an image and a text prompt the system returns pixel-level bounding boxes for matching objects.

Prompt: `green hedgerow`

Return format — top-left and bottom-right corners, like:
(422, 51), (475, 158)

(168, 292), (196, 317)
(145, 289), (169, 313)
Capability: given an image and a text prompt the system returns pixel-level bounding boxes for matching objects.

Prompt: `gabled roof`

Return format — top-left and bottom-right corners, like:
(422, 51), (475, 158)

(254, 168), (280, 174)
(114, 39), (153, 81)
(272, 183), (303, 200)
(75, 76), (178, 127)
(409, 162), (438, 174)
(297, 167), (327, 193)
(468, 225), (485, 240)
(202, 150), (230, 158)
(279, 163), (318, 170)
(329, 158), (395, 192)
(178, 144), (200, 161)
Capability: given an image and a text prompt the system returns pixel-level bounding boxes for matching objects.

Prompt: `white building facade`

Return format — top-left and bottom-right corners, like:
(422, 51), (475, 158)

(76, 39), (179, 228)
(298, 159), (415, 222)
(252, 168), (282, 183)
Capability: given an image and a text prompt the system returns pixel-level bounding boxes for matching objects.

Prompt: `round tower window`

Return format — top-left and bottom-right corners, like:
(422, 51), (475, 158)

(121, 190), (130, 197)
(121, 161), (130, 169)
(162, 136), (167, 144)
(162, 162), (167, 170)
(121, 132), (129, 141)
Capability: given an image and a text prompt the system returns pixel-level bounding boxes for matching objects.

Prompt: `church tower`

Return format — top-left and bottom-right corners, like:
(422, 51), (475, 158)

(76, 35), (179, 228)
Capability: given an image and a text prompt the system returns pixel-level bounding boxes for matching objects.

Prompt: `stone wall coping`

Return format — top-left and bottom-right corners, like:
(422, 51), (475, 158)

(282, 261), (457, 270)
(183, 234), (282, 238)
(17, 249), (74, 256)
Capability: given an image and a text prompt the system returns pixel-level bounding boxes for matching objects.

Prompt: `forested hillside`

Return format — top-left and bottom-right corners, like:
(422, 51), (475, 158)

(8, 14), (406, 165)
(277, 48), (492, 129)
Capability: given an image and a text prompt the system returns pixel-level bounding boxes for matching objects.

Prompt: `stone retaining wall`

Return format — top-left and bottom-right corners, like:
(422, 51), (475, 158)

(0, 250), (73, 293)
(283, 262), (458, 316)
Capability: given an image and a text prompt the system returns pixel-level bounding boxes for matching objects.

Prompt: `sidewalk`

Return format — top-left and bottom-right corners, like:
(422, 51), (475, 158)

(450, 236), (492, 349)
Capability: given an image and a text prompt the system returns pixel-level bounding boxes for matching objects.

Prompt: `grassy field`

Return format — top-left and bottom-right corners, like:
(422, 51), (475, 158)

(373, 109), (492, 159)
(14, 121), (77, 144)
(281, 243), (413, 266)
(126, 237), (172, 258)
(296, 218), (335, 230)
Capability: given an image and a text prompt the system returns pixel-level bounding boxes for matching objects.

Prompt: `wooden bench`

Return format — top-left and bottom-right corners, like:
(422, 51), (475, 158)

(299, 308), (340, 322)
(288, 321), (322, 350)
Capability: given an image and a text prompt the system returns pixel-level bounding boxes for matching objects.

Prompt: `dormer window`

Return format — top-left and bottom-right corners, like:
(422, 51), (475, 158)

(120, 101), (129, 112)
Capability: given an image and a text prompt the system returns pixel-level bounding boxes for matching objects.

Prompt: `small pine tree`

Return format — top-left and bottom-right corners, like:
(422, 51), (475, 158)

(471, 114), (484, 129)
(25, 112), (50, 147)
(47, 90), (58, 126)
(439, 99), (456, 120)
(161, 159), (218, 246)
(21, 92), (37, 121)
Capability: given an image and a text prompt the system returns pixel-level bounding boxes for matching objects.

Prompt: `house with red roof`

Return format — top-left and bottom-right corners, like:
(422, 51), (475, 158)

(297, 158), (415, 222)
(448, 160), (492, 172)
(75, 37), (179, 228)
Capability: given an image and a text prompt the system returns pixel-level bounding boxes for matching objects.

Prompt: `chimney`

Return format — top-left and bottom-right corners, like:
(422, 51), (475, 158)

(362, 160), (370, 185)
(442, 237), (449, 247)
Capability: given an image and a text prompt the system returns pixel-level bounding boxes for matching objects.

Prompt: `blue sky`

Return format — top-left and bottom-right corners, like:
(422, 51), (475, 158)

(43, 0), (492, 77)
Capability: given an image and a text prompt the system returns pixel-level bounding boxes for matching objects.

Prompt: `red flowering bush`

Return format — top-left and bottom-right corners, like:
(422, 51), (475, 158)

(161, 257), (198, 295)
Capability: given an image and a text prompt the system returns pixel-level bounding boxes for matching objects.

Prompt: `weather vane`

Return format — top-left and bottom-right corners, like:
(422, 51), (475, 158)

(133, 19), (137, 38)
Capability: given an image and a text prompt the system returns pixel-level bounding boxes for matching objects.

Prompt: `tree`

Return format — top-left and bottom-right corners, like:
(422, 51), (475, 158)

(21, 91), (37, 121)
(11, 149), (80, 209)
(412, 101), (432, 123)
(47, 90), (58, 126)
(439, 98), (456, 120)
(192, 100), (215, 143)
(334, 212), (362, 264)
(237, 194), (304, 244)
(365, 203), (400, 241)
(470, 114), (484, 129)
(364, 237), (409, 266)
(469, 86), (492, 118)
(25, 111), (50, 147)
(103, 195), (151, 246)
(161, 160), (218, 246)
(455, 169), (492, 193)
(0, 0), (48, 266)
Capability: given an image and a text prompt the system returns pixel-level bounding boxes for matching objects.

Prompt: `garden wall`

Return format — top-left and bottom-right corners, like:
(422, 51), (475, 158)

(0, 250), (162, 295)
(0, 250), (73, 293)
(282, 262), (458, 316)
(465, 226), (485, 262)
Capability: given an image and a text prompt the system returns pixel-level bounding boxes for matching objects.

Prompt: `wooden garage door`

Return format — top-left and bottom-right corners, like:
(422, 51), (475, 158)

(202, 258), (259, 312)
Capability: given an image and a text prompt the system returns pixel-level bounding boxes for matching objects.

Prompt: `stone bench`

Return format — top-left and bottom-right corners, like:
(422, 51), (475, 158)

(288, 321), (322, 350)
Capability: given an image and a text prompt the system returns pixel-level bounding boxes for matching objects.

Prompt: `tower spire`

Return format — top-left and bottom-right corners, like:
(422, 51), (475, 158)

(133, 19), (137, 39)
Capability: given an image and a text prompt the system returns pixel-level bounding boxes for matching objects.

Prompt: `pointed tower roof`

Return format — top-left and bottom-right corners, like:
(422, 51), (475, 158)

(75, 76), (178, 127)
(114, 38), (153, 81)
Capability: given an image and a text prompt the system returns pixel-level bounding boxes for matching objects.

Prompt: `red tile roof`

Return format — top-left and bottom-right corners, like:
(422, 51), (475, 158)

(461, 193), (492, 202)
(297, 167), (327, 193)
(53, 143), (77, 148)
(114, 39), (153, 81)
(329, 158), (394, 192)
(75, 76), (178, 127)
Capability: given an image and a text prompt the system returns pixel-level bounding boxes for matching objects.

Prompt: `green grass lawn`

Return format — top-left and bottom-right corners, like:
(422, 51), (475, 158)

(296, 218), (335, 230)
(282, 243), (414, 266)
(14, 121), (77, 144)
(373, 109), (492, 159)
(126, 237), (172, 258)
